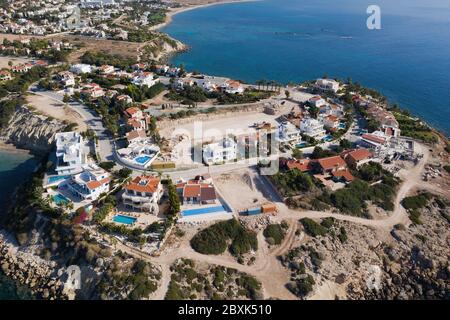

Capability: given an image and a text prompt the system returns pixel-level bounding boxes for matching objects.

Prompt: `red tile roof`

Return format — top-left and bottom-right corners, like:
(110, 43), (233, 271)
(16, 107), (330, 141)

(332, 170), (355, 182)
(318, 156), (347, 171)
(286, 159), (313, 172)
(362, 134), (386, 145)
(86, 177), (110, 190)
(125, 176), (160, 193)
(183, 184), (201, 198)
(346, 148), (372, 162)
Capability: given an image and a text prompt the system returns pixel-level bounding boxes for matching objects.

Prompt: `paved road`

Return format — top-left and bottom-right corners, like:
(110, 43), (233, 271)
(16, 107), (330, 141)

(28, 87), (114, 162)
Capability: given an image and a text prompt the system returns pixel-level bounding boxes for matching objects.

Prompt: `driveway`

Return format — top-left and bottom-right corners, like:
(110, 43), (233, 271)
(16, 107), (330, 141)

(29, 87), (114, 162)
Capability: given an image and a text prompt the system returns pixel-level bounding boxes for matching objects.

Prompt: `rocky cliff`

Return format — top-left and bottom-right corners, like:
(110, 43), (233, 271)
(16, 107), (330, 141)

(0, 105), (66, 154)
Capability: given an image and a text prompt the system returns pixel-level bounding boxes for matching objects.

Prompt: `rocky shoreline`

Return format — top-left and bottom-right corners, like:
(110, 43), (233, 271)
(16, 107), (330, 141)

(0, 232), (68, 300)
(0, 105), (65, 155)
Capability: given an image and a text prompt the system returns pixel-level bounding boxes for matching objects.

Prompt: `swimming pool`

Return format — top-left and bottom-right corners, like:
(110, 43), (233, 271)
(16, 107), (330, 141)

(47, 175), (70, 185)
(296, 142), (307, 148)
(135, 156), (152, 165)
(338, 123), (346, 130)
(182, 205), (226, 217)
(322, 135), (333, 142)
(52, 193), (70, 206)
(113, 214), (137, 225)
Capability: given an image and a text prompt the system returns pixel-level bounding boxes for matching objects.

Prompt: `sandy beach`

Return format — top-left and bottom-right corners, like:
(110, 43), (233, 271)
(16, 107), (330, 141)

(151, 0), (258, 31)
(0, 141), (30, 154)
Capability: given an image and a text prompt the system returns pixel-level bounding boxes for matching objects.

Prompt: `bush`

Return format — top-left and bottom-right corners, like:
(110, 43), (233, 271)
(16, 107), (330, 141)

(263, 224), (285, 245)
(98, 161), (115, 171)
(190, 219), (257, 256)
(300, 218), (327, 237)
(401, 193), (431, 211)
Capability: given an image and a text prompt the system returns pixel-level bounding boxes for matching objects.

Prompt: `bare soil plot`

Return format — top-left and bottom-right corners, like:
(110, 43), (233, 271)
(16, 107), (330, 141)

(26, 93), (87, 131)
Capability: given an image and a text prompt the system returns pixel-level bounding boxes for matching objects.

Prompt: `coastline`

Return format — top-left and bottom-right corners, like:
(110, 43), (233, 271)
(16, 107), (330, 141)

(0, 141), (31, 155)
(151, 0), (259, 31)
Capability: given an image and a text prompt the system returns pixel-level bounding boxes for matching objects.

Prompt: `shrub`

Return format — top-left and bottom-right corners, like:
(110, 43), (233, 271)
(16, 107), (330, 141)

(401, 193), (431, 211)
(190, 219), (257, 256)
(263, 224), (285, 245)
(300, 218), (327, 237)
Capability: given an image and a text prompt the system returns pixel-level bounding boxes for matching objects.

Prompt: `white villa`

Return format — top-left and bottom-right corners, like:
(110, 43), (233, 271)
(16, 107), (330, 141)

(221, 80), (244, 94)
(56, 71), (75, 87)
(117, 141), (160, 169)
(314, 78), (340, 93)
(122, 175), (163, 213)
(70, 63), (92, 74)
(132, 72), (159, 87)
(300, 118), (326, 139)
(55, 132), (85, 175)
(67, 164), (110, 201)
(203, 138), (237, 165)
(277, 121), (302, 144)
(308, 95), (327, 108)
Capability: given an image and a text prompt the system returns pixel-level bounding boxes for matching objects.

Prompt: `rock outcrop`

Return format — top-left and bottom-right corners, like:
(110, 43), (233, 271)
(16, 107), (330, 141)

(0, 105), (66, 154)
(0, 233), (68, 299)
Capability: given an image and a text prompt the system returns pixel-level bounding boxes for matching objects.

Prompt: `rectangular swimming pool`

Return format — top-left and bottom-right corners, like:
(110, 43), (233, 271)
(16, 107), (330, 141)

(135, 156), (152, 165)
(52, 193), (70, 206)
(47, 175), (70, 185)
(113, 214), (137, 225)
(182, 205), (226, 217)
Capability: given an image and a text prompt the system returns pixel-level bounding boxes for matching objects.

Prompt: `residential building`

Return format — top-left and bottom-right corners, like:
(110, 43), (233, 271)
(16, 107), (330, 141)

(0, 70), (12, 81)
(177, 178), (218, 205)
(56, 71), (75, 87)
(55, 131), (85, 175)
(284, 159), (313, 173)
(70, 63), (92, 74)
(11, 63), (32, 73)
(331, 169), (355, 183)
(314, 78), (340, 93)
(277, 121), (302, 144)
(341, 148), (373, 168)
(132, 72), (159, 87)
(98, 64), (114, 74)
(122, 175), (163, 212)
(203, 138), (237, 165)
(323, 115), (340, 130)
(126, 129), (147, 143)
(221, 80), (244, 94)
(360, 132), (388, 149)
(81, 83), (105, 98)
(317, 156), (347, 174)
(67, 164), (110, 201)
(300, 117), (326, 139)
(308, 95), (327, 108)
(116, 94), (132, 105)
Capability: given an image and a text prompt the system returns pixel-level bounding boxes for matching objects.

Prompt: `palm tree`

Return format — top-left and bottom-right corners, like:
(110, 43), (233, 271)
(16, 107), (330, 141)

(255, 80), (262, 91)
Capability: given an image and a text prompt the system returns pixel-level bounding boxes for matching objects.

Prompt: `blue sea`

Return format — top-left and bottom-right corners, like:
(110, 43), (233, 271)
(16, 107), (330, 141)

(0, 149), (37, 299)
(163, 0), (450, 135)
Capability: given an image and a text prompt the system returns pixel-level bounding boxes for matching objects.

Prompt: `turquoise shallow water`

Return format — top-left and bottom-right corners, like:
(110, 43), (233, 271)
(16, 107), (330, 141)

(0, 149), (37, 299)
(163, 0), (450, 135)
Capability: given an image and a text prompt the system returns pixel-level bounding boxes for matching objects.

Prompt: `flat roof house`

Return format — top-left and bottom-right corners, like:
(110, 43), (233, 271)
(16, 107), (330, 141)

(67, 164), (110, 201)
(55, 131), (85, 175)
(122, 175), (163, 213)
(314, 78), (340, 93)
(308, 95), (327, 108)
(203, 138), (237, 165)
(70, 63), (92, 74)
(300, 117), (326, 140)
